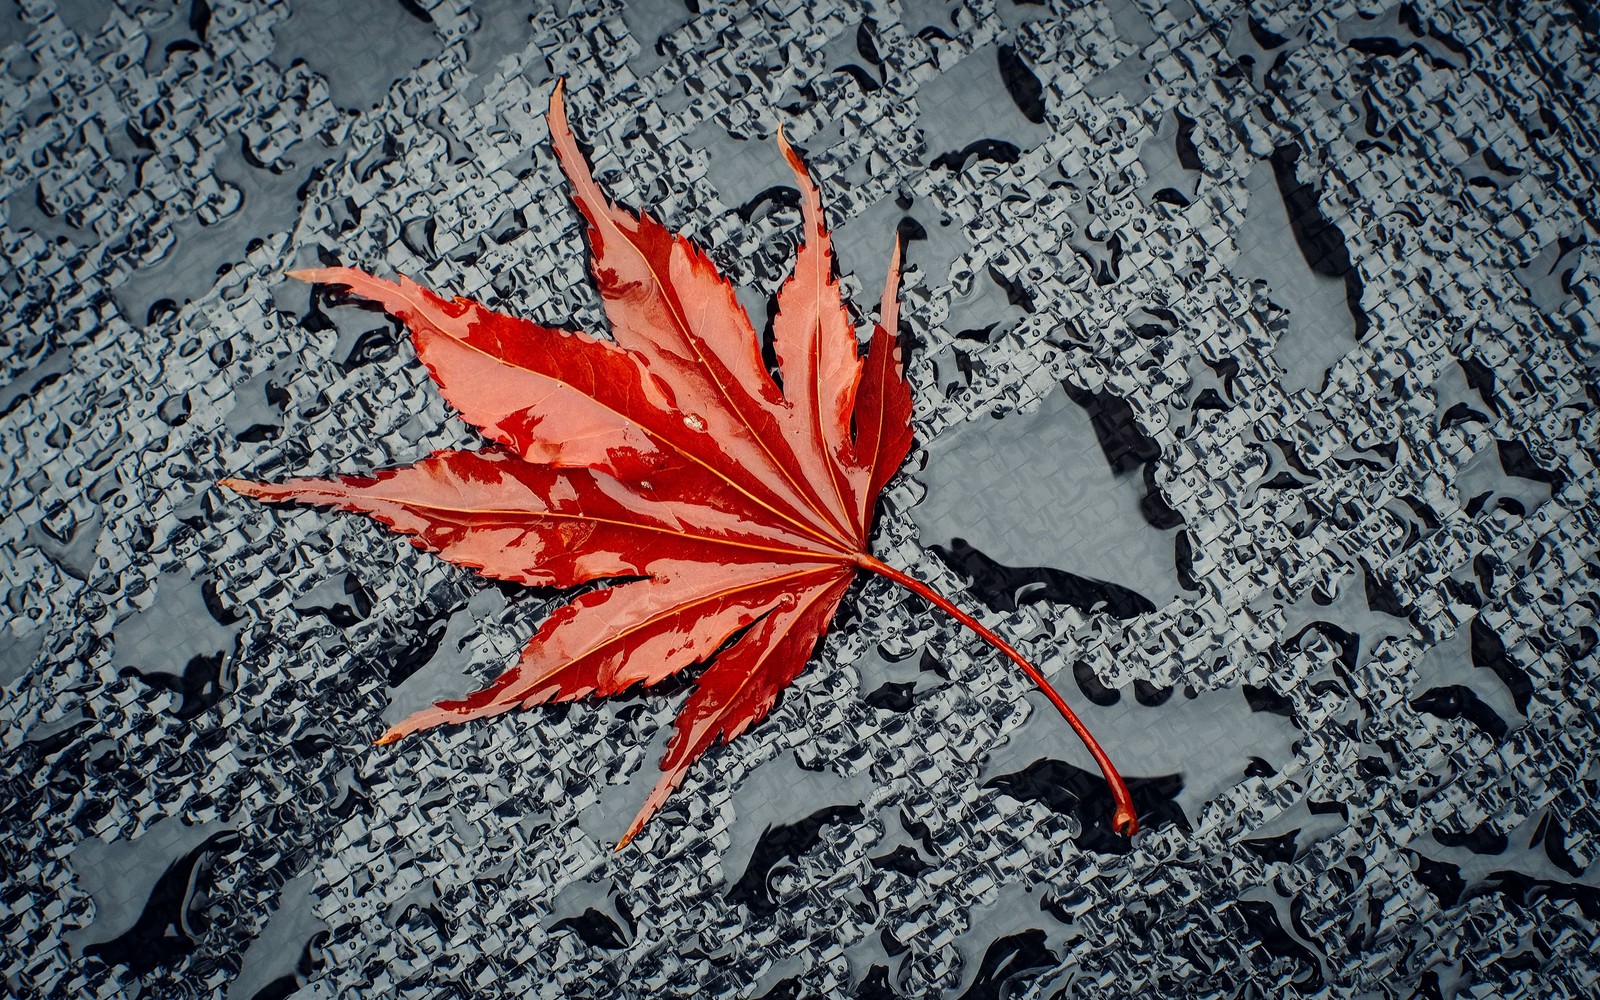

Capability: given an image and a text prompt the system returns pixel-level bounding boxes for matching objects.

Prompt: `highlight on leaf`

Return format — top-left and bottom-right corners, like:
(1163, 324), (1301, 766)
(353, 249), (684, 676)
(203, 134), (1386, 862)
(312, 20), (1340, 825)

(223, 79), (1137, 848)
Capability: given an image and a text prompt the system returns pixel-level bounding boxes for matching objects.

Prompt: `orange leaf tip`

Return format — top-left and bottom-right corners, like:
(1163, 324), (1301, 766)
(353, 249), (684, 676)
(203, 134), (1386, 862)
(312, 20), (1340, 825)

(773, 123), (806, 177)
(546, 78), (566, 131)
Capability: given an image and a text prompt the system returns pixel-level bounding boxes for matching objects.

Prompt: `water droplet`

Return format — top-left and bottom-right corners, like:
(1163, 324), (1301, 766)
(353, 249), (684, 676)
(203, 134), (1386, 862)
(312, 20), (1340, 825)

(683, 413), (706, 432)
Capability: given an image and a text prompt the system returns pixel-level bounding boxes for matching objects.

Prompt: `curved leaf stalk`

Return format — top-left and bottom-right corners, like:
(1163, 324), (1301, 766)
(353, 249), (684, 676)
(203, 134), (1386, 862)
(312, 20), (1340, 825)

(857, 554), (1138, 836)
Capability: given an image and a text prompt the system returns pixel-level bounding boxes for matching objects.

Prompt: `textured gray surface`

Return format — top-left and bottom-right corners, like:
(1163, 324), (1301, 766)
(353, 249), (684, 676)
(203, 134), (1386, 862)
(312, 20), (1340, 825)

(2, 0), (1598, 998)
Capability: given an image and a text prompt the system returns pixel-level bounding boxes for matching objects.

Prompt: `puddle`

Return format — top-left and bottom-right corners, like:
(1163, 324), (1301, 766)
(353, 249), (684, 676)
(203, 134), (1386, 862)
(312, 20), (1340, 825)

(66, 818), (240, 975)
(269, 0), (442, 111)
(1240, 798), (1349, 864)
(916, 42), (1053, 166)
(1233, 158), (1357, 393)
(1337, 4), (1468, 72)
(380, 587), (510, 722)
(913, 384), (1185, 611)
(547, 875), (633, 952)
(1084, 5), (1157, 107)
(1136, 110), (1201, 209)
(617, 0), (694, 80)
(112, 140), (327, 327)
(1513, 234), (1586, 315)
(1455, 440), (1556, 520)
(835, 184), (969, 325)
(947, 881), (1065, 998)
(723, 751), (876, 912)
(52, 0), (110, 41)
(112, 569), (244, 721)
(983, 676), (1300, 841)
(0, 622), (48, 688)
(226, 871), (327, 1000)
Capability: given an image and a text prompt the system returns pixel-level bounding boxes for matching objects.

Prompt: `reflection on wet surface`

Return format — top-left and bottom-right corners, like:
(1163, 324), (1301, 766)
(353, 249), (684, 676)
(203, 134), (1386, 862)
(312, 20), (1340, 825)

(913, 383), (1185, 609)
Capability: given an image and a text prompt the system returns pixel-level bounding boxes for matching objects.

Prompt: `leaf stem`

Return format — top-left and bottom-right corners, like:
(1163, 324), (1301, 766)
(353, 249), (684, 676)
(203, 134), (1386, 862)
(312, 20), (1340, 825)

(857, 554), (1138, 836)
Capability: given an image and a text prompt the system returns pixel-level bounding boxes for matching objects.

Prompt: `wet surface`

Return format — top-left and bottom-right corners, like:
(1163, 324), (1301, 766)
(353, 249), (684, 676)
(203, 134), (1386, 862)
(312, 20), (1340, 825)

(4, 1), (1600, 998)
(1233, 157), (1359, 393)
(913, 383), (1185, 610)
(225, 870), (327, 1000)
(64, 818), (239, 970)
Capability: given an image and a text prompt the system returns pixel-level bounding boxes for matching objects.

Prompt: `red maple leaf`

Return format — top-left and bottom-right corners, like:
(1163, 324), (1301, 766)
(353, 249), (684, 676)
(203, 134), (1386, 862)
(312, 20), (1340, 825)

(223, 81), (1135, 847)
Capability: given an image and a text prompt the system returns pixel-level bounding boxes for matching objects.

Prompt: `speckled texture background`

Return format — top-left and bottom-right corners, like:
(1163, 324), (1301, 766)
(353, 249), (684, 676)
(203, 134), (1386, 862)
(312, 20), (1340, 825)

(2, 1), (1597, 997)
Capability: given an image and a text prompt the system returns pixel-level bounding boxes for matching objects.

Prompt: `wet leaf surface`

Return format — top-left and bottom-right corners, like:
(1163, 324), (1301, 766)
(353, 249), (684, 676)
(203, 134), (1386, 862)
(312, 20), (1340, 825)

(226, 82), (1136, 846)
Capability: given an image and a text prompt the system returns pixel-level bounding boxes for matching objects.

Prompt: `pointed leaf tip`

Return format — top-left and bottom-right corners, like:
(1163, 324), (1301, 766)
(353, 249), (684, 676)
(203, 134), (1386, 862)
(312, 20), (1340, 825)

(773, 122), (803, 173)
(616, 805), (655, 852)
(548, 75), (567, 128)
(286, 266), (381, 289)
(880, 233), (902, 335)
(219, 478), (267, 499)
(286, 267), (373, 292)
